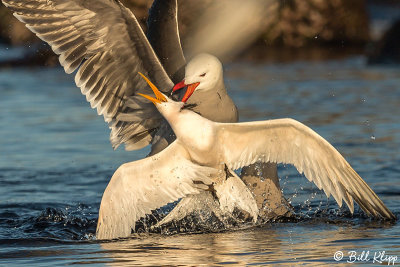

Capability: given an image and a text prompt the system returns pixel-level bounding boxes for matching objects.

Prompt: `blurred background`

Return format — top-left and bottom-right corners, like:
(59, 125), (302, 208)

(0, 0), (400, 66)
(0, 1), (399, 265)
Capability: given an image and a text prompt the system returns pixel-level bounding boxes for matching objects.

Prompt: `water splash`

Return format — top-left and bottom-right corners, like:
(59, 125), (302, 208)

(0, 203), (97, 241)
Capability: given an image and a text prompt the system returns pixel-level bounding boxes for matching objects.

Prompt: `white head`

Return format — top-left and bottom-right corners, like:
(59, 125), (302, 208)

(172, 53), (223, 102)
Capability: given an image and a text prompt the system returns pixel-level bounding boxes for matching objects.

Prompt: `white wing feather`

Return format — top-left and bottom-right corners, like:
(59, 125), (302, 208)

(96, 141), (217, 240)
(217, 118), (394, 219)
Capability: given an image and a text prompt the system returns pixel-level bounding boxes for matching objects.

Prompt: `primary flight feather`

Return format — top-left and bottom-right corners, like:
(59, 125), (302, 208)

(95, 73), (395, 239)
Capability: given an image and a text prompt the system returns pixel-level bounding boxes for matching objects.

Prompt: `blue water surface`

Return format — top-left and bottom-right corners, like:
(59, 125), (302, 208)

(0, 50), (399, 265)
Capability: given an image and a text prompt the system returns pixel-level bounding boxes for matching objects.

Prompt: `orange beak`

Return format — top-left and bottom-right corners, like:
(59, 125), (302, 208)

(172, 80), (200, 103)
(137, 72), (167, 104)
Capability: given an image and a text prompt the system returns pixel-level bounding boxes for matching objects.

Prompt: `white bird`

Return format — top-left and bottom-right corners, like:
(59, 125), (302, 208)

(155, 53), (289, 226)
(2, 0), (288, 223)
(95, 73), (395, 240)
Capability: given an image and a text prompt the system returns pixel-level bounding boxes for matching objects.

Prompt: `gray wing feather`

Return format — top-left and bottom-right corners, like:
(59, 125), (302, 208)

(2, 0), (173, 150)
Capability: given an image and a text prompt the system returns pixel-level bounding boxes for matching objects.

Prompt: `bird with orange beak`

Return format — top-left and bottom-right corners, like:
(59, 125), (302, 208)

(96, 73), (395, 239)
(2, 0), (289, 229)
(157, 53), (290, 225)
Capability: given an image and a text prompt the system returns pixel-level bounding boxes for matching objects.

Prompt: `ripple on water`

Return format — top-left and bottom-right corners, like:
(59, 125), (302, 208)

(0, 57), (399, 265)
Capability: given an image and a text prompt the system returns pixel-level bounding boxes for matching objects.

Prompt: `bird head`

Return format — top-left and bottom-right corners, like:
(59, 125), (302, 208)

(137, 72), (184, 114)
(172, 53), (223, 102)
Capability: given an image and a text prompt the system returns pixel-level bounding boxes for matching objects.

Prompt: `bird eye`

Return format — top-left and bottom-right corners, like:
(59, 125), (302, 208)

(200, 73), (206, 77)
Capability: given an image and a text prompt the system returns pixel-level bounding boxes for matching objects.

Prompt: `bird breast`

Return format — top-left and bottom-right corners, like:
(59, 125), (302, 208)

(173, 113), (220, 166)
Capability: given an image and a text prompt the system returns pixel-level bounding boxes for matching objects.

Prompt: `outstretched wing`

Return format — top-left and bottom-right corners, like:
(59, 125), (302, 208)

(96, 141), (217, 240)
(217, 118), (395, 219)
(2, 0), (173, 150)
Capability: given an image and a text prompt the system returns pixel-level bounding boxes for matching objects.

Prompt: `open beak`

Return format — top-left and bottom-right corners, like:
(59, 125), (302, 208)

(137, 72), (167, 104)
(172, 80), (200, 103)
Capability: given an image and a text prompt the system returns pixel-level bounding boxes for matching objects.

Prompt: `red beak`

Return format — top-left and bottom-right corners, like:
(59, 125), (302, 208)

(172, 80), (200, 103)
(172, 80), (186, 92)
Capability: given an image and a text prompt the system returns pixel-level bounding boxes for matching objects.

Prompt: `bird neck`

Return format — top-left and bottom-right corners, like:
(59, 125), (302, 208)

(164, 108), (209, 141)
(155, 101), (183, 125)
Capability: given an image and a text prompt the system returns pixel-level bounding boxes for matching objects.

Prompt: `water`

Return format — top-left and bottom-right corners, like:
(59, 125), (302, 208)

(0, 52), (399, 265)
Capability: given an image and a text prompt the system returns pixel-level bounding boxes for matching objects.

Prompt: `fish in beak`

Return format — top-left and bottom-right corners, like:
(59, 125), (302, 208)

(172, 80), (200, 103)
(137, 72), (167, 104)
